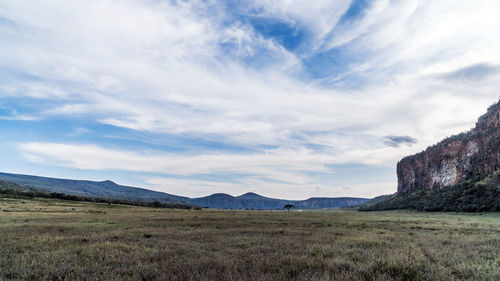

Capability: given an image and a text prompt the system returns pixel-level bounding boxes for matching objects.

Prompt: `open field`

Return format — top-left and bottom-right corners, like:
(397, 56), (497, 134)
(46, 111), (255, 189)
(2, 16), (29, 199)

(0, 196), (499, 281)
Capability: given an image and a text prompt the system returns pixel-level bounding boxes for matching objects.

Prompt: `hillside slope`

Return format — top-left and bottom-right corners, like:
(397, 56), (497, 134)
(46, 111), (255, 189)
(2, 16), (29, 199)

(356, 195), (392, 209)
(0, 172), (189, 204)
(0, 180), (196, 209)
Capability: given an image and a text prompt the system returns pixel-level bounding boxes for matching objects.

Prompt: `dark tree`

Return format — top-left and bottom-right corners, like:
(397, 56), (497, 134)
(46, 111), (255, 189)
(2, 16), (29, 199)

(283, 204), (294, 211)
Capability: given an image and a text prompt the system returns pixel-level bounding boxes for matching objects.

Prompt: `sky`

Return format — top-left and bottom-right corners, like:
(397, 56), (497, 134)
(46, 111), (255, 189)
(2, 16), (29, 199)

(1, 0), (500, 199)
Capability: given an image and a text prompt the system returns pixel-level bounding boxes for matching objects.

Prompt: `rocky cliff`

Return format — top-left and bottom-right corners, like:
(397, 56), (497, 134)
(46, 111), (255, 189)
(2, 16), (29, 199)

(397, 100), (500, 195)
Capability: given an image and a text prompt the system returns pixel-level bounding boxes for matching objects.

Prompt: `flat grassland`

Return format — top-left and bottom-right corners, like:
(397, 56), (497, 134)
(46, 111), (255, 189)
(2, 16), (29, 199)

(0, 196), (498, 281)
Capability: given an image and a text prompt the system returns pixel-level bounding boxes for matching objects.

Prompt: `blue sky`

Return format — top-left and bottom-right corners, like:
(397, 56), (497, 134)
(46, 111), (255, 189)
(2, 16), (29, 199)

(1, 0), (500, 199)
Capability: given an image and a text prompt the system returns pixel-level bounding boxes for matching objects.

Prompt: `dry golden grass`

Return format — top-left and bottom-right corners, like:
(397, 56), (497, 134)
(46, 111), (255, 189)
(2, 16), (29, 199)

(0, 196), (499, 280)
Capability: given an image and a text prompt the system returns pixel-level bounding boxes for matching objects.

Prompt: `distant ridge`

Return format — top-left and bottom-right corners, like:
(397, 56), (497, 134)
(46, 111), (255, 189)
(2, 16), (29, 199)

(0, 171), (369, 209)
(191, 192), (368, 210)
(0, 172), (189, 204)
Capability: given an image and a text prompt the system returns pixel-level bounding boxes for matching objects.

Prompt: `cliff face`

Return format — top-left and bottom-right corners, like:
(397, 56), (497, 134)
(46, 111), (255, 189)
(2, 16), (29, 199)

(397, 101), (500, 195)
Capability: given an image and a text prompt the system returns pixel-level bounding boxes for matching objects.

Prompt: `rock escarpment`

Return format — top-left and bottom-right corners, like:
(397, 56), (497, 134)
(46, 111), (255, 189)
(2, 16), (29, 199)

(397, 101), (500, 195)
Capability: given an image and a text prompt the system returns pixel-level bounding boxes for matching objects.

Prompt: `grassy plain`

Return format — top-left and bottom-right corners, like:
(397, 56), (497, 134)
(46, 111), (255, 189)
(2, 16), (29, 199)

(0, 196), (499, 281)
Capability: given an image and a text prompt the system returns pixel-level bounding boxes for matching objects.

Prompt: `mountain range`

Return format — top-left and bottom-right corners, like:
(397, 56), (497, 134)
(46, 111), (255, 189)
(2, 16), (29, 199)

(190, 192), (368, 209)
(0, 172), (369, 209)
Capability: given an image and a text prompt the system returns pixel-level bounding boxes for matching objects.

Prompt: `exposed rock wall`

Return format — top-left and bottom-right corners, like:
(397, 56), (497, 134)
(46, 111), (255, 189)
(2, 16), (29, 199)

(397, 101), (500, 195)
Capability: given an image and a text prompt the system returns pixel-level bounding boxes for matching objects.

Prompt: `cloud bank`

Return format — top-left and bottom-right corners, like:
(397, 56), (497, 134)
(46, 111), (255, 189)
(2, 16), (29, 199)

(1, 0), (500, 198)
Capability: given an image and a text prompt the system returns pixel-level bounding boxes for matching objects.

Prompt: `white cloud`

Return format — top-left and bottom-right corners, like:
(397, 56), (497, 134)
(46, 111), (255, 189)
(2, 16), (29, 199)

(18, 141), (400, 198)
(0, 114), (40, 121)
(18, 142), (329, 182)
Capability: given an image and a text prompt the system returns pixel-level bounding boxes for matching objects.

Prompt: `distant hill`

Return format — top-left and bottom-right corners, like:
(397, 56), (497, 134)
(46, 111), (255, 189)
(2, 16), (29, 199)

(0, 180), (196, 209)
(0, 171), (369, 210)
(0, 172), (190, 204)
(192, 192), (369, 210)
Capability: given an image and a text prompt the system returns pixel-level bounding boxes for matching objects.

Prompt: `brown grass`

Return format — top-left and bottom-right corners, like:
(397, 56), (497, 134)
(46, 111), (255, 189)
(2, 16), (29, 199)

(0, 196), (499, 280)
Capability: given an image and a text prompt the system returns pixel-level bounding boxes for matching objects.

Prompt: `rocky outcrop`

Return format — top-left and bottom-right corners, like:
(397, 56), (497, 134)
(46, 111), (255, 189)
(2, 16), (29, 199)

(397, 100), (500, 195)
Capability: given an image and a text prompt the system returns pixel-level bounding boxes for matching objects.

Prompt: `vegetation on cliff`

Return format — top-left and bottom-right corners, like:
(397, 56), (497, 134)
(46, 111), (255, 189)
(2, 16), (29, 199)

(360, 171), (500, 212)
